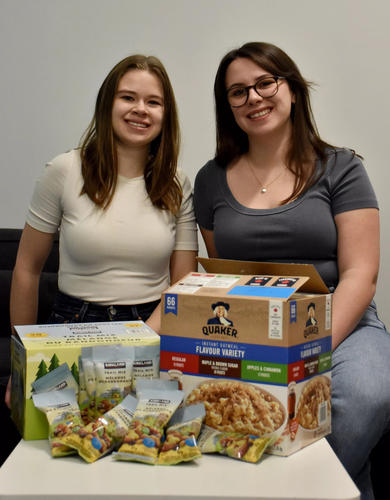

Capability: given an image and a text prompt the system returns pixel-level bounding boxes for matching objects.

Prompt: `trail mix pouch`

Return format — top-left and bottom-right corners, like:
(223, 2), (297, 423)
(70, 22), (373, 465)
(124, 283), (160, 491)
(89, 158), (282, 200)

(158, 403), (205, 465)
(114, 389), (184, 465)
(77, 356), (89, 424)
(32, 388), (83, 457)
(132, 345), (160, 390)
(197, 425), (271, 463)
(135, 378), (179, 397)
(61, 394), (138, 463)
(81, 347), (96, 422)
(93, 345), (134, 417)
(31, 363), (79, 395)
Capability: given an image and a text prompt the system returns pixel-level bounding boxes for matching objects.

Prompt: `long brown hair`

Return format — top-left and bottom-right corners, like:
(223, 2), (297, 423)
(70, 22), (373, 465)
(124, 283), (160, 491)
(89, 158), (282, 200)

(80, 54), (182, 214)
(214, 42), (333, 203)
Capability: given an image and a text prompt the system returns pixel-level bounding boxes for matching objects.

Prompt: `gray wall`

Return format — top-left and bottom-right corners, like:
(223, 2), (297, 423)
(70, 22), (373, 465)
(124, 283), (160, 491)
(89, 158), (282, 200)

(1, 0), (389, 326)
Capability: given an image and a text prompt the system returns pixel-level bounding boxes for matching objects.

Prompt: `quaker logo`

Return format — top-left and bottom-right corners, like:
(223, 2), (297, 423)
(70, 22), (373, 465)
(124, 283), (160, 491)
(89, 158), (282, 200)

(202, 302), (238, 338)
(304, 302), (319, 338)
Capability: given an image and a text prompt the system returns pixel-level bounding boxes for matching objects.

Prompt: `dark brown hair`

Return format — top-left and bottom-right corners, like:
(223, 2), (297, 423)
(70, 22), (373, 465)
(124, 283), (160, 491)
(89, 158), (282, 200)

(80, 54), (182, 214)
(214, 42), (333, 202)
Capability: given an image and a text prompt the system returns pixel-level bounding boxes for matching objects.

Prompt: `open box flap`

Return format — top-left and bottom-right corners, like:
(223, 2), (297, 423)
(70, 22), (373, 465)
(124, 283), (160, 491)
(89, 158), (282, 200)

(197, 257), (329, 294)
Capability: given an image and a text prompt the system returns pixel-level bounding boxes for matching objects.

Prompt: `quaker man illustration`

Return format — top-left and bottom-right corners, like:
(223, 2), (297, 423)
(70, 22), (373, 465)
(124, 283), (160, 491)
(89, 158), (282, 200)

(305, 302), (318, 327)
(207, 301), (233, 326)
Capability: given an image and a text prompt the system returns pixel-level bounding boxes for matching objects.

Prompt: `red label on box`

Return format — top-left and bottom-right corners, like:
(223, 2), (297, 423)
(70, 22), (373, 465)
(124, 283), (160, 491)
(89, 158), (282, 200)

(160, 351), (199, 373)
(288, 360), (304, 382)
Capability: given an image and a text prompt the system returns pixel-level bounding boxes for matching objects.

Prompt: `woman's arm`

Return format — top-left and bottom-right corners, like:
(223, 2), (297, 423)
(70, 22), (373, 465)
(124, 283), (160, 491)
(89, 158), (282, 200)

(6, 224), (56, 408)
(200, 211), (379, 350)
(331, 208), (379, 350)
(10, 224), (56, 328)
(199, 227), (218, 258)
(145, 249), (198, 334)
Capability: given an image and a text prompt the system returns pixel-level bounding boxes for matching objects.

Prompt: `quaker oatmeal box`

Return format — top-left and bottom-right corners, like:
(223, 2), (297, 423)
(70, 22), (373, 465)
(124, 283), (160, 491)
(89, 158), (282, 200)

(160, 259), (332, 456)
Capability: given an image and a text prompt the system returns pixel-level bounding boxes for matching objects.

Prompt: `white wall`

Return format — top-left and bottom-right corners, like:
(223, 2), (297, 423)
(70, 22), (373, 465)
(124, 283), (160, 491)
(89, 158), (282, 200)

(1, 0), (389, 326)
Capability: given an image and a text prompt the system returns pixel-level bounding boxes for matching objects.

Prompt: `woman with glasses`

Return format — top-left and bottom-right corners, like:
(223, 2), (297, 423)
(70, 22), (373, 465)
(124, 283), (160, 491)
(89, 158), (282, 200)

(194, 41), (390, 500)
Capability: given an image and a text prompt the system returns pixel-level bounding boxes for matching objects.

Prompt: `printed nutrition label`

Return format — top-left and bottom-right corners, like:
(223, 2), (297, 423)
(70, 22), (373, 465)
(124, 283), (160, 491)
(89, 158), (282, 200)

(168, 273), (241, 294)
(268, 301), (283, 339)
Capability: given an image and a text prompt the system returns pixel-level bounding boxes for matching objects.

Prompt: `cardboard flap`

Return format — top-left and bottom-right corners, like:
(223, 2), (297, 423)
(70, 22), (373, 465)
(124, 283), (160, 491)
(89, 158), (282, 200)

(197, 257), (329, 294)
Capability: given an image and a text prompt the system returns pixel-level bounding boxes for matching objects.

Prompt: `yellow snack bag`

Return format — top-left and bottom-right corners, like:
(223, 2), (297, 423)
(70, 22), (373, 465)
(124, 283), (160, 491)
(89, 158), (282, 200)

(198, 425), (271, 463)
(158, 403), (205, 465)
(61, 394), (137, 463)
(93, 345), (134, 417)
(114, 389), (183, 464)
(32, 389), (83, 457)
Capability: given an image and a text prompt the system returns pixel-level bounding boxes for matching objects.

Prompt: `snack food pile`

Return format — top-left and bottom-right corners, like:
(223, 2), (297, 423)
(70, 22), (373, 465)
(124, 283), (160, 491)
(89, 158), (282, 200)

(32, 348), (274, 465)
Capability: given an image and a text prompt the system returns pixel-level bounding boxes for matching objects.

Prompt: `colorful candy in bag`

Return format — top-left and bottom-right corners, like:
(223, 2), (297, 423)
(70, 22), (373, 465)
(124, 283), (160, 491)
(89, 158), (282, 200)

(60, 394), (138, 463)
(158, 403), (205, 465)
(197, 425), (271, 463)
(93, 345), (134, 416)
(114, 389), (183, 464)
(32, 388), (83, 457)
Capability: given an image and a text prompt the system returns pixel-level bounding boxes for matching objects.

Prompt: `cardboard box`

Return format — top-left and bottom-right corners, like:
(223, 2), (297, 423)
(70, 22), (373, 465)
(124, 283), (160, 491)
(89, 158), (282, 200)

(11, 321), (160, 440)
(160, 259), (332, 456)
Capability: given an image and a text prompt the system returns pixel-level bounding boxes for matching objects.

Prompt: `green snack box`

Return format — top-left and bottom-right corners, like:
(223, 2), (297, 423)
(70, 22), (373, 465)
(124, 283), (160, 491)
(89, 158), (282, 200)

(11, 321), (160, 440)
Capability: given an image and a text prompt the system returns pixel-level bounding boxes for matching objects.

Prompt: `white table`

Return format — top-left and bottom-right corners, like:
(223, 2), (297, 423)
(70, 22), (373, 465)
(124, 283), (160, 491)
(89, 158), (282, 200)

(0, 438), (360, 500)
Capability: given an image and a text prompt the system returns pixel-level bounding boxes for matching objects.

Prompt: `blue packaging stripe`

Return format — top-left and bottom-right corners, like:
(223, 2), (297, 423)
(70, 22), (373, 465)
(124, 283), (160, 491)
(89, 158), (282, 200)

(160, 335), (331, 363)
(227, 285), (296, 299)
(289, 337), (332, 361)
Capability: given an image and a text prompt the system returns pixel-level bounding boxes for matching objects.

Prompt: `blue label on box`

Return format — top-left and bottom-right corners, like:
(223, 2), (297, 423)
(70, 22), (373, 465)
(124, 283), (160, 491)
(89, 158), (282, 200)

(290, 301), (297, 323)
(227, 285), (296, 299)
(160, 335), (331, 364)
(164, 294), (178, 315)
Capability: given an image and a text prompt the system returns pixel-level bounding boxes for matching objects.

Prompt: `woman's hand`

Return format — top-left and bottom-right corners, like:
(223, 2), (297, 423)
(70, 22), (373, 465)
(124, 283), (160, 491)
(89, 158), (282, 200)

(146, 250), (198, 334)
(5, 376), (11, 409)
(145, 303), (162, 334)
(332, 208), (380, 350)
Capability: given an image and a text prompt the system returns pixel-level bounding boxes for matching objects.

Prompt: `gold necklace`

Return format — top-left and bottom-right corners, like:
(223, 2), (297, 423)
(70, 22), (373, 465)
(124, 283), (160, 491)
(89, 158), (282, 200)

(246, 158), (286, 194)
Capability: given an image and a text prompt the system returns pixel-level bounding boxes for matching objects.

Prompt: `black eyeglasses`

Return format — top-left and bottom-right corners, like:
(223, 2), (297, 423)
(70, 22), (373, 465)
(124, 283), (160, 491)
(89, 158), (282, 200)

(227, 75), (286, 108)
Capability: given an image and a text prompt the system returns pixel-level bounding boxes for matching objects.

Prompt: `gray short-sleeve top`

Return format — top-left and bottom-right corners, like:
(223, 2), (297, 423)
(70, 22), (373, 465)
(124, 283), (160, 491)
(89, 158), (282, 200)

(193, 148), (378, 288)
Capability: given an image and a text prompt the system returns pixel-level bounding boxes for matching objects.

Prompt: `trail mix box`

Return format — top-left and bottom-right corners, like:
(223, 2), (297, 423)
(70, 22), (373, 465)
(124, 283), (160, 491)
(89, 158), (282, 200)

(160, 258), (332, 456)
(11, 321), (160, 440)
